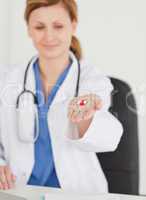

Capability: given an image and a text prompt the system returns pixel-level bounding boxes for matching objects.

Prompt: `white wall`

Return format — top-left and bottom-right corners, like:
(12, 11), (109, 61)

(0, 1), (10, 68)
(8, 0), (37, 65)
(0, 0), (146, 194)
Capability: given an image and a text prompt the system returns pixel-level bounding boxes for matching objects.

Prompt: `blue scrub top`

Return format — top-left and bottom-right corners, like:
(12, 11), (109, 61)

(27, 58), (72, 187)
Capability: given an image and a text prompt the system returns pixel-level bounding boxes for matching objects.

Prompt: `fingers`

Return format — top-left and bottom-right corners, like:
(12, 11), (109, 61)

(68, 93), (102, 123)
(0, 167), (7, 190)
(95, 95), (102, 110)
(0, 166), (15, 190)
(5, 166), (15, 189)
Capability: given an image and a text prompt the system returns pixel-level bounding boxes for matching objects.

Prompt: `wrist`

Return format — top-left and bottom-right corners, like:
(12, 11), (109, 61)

(76, 117), (93, 138)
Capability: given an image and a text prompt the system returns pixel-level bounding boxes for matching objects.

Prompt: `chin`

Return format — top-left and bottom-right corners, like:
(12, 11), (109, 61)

(42, 49), (68, 60)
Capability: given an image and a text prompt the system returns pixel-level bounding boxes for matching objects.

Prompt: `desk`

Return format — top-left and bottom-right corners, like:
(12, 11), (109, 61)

(0, 186), (146, 200)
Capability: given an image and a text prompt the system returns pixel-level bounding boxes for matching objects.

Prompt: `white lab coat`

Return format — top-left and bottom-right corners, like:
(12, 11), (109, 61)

(0, 52), (123, 194)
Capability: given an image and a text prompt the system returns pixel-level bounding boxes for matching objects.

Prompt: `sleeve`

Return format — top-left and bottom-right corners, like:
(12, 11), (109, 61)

(0, 81), (7, 166)
(0, 108), (7, 166)
(66, 62), (123, 153)
(0, 145), (6, 166)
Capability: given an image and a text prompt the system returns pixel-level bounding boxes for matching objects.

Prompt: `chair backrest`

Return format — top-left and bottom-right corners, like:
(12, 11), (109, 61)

(97, 77), (139, 195)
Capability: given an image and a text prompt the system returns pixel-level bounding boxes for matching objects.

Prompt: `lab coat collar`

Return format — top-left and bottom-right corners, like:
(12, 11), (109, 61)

(25, 51), (79, 105)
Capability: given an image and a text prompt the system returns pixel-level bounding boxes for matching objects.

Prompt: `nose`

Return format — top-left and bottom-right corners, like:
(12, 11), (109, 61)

(43, 28), (55, 43)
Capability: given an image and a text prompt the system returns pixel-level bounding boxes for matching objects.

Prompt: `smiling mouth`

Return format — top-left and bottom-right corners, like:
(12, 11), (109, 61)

(43, 44), (58, 48)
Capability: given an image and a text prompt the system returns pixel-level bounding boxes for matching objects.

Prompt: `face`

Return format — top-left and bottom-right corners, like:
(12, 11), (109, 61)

(27, 2), (77, 60)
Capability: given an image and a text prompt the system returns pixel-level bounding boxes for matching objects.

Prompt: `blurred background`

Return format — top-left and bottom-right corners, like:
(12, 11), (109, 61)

(0, 0), (146, 195)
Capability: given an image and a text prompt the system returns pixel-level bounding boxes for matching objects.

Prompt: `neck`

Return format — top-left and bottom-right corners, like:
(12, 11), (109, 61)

(38, 53), (70, 80)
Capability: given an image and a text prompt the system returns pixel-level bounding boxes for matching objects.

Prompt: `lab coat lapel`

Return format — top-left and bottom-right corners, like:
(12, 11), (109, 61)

(25, 52), (79, 106)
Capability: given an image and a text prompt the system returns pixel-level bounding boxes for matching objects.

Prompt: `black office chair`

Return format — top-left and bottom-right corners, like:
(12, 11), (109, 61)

(97, 77), (139, 195)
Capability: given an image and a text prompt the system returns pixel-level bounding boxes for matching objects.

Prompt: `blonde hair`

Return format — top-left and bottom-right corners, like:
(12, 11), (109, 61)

(24, 0), (82, 60)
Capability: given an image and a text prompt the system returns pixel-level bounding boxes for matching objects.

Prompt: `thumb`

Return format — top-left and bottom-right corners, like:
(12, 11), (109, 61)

(11, 174), (16, 182)
(95, 99), (102, 110)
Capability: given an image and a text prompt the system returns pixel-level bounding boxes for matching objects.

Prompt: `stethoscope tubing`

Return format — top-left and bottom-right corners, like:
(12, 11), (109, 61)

(16, 55), (80, 143)
(16, 55), (80, 108)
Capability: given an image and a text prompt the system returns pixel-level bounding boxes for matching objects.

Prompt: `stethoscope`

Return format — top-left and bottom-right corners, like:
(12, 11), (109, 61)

(16, 55), (81, 143)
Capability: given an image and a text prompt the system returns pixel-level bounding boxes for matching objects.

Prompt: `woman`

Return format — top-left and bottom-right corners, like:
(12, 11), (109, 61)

(0, 0), (123, 194)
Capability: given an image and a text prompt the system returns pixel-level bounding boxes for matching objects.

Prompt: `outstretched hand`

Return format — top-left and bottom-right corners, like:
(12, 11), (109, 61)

(68, 94), (102, 123)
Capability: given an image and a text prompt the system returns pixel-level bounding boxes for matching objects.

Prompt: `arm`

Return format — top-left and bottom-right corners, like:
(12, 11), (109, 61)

(67, 63), (123, 152)
(0, 144), (6, 166)
(0, 85), (16, 190)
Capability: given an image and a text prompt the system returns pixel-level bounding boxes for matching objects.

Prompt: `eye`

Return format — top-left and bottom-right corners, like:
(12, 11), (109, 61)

(54, 25), (64, 29)
(35, 26), (45, 30)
